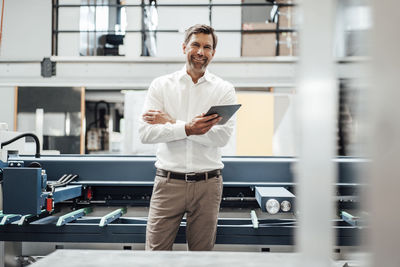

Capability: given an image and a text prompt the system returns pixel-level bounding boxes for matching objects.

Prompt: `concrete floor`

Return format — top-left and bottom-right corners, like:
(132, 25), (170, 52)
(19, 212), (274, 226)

(29, 249), (369, 267)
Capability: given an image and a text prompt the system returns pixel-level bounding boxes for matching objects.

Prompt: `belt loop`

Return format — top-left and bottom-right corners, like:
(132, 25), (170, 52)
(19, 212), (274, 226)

(205, 172), (208, 182)
(167, 171), (171, 183)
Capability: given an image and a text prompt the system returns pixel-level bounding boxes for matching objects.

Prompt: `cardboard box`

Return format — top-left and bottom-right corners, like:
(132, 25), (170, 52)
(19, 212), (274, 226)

(241, 23), (297, 57)
(278, 6), (294, 28)
(241, 23), (277, 57)
(278, 32), (298, 56)
(273, 0), (297, 28)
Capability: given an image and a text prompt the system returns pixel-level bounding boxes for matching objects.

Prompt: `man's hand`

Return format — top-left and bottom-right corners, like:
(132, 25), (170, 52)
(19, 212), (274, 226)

(185, 114), (221, 136)
(142, 110), (175, 125)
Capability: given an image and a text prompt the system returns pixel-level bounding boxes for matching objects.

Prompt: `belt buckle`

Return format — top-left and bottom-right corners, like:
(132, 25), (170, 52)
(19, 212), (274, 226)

(185, 172), (197, 182)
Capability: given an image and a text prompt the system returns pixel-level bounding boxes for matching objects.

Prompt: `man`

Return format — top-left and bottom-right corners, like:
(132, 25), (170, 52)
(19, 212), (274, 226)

(139, 24), (237, 251)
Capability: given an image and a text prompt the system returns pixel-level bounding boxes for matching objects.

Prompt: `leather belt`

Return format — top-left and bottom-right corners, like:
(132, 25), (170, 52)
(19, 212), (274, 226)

(156, 169), (221, 182)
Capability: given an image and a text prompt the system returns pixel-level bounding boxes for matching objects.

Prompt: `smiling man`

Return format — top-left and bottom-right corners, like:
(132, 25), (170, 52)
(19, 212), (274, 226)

(139, 24), (237, 251)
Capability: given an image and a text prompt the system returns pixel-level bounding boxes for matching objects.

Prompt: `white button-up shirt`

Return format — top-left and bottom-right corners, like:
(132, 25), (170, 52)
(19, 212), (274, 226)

(139, 66), (237, 173)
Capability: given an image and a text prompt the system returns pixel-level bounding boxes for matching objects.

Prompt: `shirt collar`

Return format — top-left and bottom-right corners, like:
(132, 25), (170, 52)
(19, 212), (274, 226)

(178, 66), (188, 80)
(179, 65), (212, 83)
(202, 69), (212, 82)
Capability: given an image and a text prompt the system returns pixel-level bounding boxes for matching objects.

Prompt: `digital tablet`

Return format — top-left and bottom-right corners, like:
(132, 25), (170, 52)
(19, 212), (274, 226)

(204, 104), (242, 125)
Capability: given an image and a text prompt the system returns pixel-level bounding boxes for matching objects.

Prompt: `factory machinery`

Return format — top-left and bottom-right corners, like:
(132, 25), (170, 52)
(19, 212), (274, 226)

(0, 133), (366, 248)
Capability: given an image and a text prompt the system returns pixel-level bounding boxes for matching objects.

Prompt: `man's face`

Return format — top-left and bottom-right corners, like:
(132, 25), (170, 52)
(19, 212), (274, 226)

(183, 33), (215, 74)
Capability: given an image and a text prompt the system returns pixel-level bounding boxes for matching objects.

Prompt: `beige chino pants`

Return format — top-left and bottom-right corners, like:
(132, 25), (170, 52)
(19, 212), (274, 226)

(145, 174), (223, 251)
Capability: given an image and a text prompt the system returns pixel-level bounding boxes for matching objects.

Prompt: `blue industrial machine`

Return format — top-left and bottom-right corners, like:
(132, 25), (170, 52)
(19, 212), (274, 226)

(0, 151), (366, 246)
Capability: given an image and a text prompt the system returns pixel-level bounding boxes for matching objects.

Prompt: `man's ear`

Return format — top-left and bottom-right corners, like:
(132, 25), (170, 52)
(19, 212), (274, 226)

(212, 49), (216, 57)
(182, 43), (187, 54)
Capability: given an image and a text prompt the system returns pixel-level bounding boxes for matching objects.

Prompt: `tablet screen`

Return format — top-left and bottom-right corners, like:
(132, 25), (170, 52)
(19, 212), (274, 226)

(204, 104), (242, 125)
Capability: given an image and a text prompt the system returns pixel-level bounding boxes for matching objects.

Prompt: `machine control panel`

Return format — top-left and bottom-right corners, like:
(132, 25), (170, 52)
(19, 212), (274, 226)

(255, 187), (295, 214)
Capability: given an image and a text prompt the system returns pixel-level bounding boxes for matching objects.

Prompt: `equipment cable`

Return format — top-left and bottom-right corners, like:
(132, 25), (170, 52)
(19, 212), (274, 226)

(47, 174), (79, 193)
(1, 133), (41, 158)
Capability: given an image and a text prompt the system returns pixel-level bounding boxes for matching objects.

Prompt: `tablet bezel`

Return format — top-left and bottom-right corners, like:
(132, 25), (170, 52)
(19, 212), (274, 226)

(204, 104), (242, 125)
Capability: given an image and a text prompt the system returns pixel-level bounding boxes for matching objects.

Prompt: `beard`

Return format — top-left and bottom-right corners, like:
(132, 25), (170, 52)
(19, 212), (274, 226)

(188, 55), (209, 72)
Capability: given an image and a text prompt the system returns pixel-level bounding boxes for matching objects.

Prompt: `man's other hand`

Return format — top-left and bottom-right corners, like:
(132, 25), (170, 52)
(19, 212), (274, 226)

(142, 110), (175, 124)
(185, 114), (221, 136)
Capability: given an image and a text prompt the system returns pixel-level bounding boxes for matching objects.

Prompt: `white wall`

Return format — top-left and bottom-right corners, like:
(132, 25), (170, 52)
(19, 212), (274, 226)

(123, 0), (142, 57)
(123, 90), (157, 155)
(156, 0), (241, 57)
(212, 0), (241, 58)
(273, 94), (295, 156)
(156, 0), (209, 57)
(0, 0), (51, 59)
(58, 0), (81, 56)
(0, 87), (15, 130)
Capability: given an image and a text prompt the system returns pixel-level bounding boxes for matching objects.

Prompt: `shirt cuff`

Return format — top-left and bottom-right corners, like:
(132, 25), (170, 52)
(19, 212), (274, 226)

(173, 120), (187, 139)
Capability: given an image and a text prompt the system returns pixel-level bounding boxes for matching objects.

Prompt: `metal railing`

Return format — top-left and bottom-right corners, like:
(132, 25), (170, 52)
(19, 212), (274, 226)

(52, 0), (297, 56)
